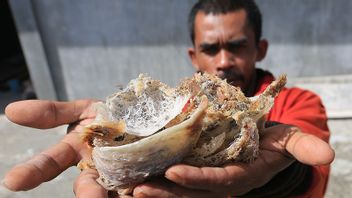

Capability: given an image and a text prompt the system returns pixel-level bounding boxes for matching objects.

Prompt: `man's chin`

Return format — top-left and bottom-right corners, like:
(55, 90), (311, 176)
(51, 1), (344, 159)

(228, 80), (244, 89)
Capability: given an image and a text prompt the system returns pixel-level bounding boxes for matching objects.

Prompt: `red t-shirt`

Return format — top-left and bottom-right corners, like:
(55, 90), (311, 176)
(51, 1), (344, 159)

(255, 69), (330, 197)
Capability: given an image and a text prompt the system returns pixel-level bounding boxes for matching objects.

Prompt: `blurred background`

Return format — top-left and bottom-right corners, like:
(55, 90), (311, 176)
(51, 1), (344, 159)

(0, 0), (351, 197)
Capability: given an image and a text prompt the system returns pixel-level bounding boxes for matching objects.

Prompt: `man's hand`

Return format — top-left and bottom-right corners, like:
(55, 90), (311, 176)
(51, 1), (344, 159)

(132, 125), (335, 198)
(2, 100), (110, 198)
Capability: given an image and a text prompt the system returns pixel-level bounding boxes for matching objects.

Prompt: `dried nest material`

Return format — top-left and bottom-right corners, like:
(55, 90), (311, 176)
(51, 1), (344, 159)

(81, 73), (287, 194)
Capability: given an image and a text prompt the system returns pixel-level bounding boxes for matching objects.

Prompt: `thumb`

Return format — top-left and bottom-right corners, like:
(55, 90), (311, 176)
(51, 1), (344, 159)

(5, 99), (94, 129)
(74, 169), (108, 198)
(285, 128), (335, 166)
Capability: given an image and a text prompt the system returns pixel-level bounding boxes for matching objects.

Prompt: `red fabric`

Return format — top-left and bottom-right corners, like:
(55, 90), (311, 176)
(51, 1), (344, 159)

(254, 69), (330, 197)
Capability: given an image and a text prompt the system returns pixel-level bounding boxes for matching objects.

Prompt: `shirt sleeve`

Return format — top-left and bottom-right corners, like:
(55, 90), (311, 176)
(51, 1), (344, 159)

(267, 87), (331, 198)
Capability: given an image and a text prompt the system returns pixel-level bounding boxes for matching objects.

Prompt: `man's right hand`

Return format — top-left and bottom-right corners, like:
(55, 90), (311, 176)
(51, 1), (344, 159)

(2, 99), (111, 198)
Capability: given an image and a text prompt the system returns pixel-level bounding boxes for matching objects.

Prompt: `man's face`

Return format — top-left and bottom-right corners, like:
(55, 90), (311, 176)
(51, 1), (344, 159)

(189, 10), (267, 93)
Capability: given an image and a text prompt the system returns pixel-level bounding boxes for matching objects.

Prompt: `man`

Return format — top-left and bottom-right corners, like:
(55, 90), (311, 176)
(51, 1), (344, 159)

(2, 0), (334, 197)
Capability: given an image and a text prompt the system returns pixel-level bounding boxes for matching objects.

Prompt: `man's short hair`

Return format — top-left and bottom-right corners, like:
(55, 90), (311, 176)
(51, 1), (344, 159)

(188, 0), (262, 45)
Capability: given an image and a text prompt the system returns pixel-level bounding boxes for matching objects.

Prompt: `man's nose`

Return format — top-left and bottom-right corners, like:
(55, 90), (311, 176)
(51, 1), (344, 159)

(216, 49), (234, 70)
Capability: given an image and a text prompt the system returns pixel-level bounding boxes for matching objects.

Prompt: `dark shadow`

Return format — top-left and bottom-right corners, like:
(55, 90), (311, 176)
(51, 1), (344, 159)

(0, 0), (36, 113)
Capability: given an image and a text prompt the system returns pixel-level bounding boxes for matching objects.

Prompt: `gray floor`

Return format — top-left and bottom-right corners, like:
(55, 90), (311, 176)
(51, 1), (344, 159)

(0, 93), (351, 198)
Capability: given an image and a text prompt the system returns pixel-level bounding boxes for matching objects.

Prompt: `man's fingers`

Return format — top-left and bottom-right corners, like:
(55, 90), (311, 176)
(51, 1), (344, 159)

(285, 129), (335, 166)
(165, 164), (252, 194)
(2, 141), (78, 191)
(73, 169), (108, 198)
(5, 99), (95, 129)
(165, 150), (293, 195)
(165, 165), (229, 191)
(134, 178), (221, 198)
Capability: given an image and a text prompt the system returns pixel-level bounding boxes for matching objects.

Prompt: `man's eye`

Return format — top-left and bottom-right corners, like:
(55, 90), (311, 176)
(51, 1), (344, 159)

(227, 43), (247, 52)
(202, 46), (219, 55)
(227, 45), (238, 52)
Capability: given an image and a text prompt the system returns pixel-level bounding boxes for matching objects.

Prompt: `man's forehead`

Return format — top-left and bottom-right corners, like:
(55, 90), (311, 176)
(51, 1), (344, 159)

(194, 9), (248, 29)
(194, 10), (250, 44)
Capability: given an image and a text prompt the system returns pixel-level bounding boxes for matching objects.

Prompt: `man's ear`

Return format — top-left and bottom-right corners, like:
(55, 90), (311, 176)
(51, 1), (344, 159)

(256, 39), (268, 62)
(188, 47), (200, 70)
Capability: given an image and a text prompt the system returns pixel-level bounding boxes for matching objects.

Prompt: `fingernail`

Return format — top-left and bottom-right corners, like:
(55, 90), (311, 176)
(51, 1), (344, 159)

(133, 186), (145, 196)
(165, 170), (181, 182)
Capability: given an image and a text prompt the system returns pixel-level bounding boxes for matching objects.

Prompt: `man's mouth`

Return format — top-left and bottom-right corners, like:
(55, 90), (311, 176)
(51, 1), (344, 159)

(217, 70), (244, 87)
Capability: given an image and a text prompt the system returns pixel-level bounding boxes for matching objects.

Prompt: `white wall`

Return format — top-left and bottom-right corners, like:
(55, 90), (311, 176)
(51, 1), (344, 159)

(10, 0), (352, 101)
